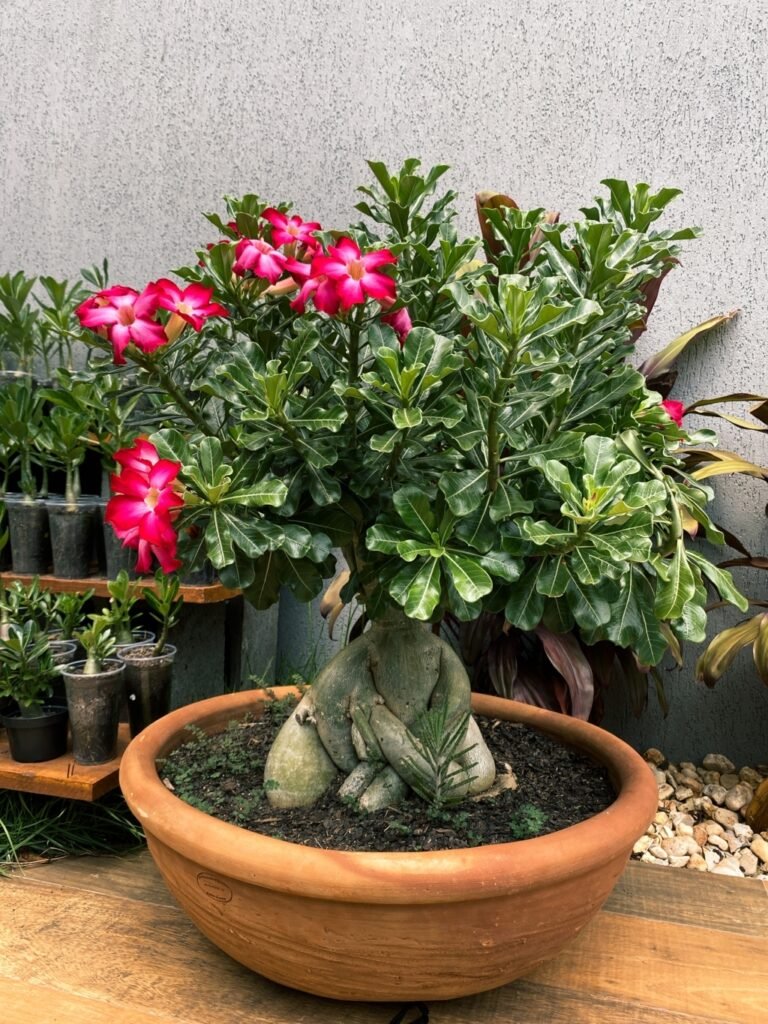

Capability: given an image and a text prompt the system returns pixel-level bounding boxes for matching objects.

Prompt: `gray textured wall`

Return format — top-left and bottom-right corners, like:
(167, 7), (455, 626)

(1, 0), (767, 761)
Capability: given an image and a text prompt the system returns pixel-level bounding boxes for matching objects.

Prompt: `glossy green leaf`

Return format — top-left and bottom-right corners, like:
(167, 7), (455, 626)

(655, 540), (697, 620)
(389, 558), (443, 620)
(442, 552), (493, 602)
(393, 485), (435, 537)
(438, 468), (489, 516)
(605, 569), (667, 666)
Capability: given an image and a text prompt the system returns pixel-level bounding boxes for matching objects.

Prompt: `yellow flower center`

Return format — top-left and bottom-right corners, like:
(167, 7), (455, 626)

(348, 259), (365, 281)
(145, 486), (160, 510)
(117, 305), (136, 326)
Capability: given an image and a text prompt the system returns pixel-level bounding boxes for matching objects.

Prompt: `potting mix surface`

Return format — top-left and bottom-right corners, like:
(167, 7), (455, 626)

(159, 695), (615, 852)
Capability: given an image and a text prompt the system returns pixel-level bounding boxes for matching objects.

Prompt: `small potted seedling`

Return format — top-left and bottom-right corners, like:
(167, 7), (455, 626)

(105, 570), (155, 650)
(0, 621), (69, 762)
(49, 589), (94, 644)
(59, 612), (124, 764)
(37, 399), (98, 578)
(0, 379), (50, 574)
(118, 571), (182, 736)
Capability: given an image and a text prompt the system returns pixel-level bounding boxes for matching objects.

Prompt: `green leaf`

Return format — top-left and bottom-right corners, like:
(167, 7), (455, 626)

(565, 366), (643, 424)
(590, 515), (653, 562)
(438, 468), (489, 516)
(535, 554), (570, 597)
(527, 297), (601, 342)
(290, 406), (347, 432)
(655, 541), (697, 620)
(454, 495), (496, 553)
(205, 509), (235, 568)
(217, 547), (256, 591)
(365, 524), (411, 555)
(489, 482), (533, 521)
(477, 549), (523, 583)
(605, 569), (667, 666)
(442, 552), (493, 602)
(243, 552), (283, 609)
(581, 436), (616, 485)
(306, 466), (342, 506)
(369, 430), (400, 453)
(218, 512), (270, 558)
(198, 436), (224, 486)
(544, 242), (583, 295)
(504, 565), (546, 631)
(389, 558), (443, 620)
(687, 552), (748, 612)
(151, 428), (189, 464)
(280, 554), (329, 602)
(520, 519), (576, 549)
(222, 478), (288, 508)
(393, 485), (435, 537)
(532, 458), (581, 513)
(565, 574), (615, 633)
(393, 406), (424, 429)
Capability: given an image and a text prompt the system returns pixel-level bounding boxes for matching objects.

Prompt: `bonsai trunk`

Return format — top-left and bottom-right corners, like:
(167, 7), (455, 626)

(264, 608), (496, 811)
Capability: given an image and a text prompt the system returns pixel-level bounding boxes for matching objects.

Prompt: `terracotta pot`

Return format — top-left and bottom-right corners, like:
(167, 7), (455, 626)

(120, 687), (657, 1002)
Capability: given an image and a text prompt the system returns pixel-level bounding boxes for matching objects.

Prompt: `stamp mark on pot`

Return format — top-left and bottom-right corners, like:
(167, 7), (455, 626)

(196, 872), (233, 903)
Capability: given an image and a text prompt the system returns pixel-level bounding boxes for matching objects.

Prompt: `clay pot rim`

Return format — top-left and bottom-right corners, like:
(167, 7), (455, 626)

(120, 687), (658, 905)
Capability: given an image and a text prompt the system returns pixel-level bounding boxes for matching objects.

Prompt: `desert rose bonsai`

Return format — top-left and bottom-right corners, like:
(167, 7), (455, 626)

(76, 161), (752, 812)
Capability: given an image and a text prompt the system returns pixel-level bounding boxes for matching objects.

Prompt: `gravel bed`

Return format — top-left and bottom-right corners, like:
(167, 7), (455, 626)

(632, 749), (768, 879)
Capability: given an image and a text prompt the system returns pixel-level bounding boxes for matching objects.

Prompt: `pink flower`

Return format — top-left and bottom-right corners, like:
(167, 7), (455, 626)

(150, 279), (229, 331)
(312, 237), (396, 311)
(106, 440), (183, 574)
(76, 285), (167, 365)
(262, 208), (321, 249)
(233, 237), (287, 283)
(381, 305), (413, 345)
(661, 399), (685, 426)
(285, 257), (340, 315)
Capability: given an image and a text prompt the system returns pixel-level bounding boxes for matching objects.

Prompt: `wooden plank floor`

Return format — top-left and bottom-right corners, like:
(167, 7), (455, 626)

(1, 851), (766, 1024)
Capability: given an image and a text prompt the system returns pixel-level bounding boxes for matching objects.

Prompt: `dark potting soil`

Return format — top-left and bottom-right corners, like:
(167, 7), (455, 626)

(159, 695), (616, 853)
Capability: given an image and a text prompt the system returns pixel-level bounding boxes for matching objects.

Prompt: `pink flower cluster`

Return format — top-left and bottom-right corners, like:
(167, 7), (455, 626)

(106, 439), (184, 574)
(228, 207), (412, 340)
(76, 280), (228, 364)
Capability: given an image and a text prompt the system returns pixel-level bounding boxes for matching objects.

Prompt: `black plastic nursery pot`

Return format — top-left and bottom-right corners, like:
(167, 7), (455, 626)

(0, 705), (69, 763)
(4, 494), (51, 574)
(61, 660), (125, 765)
(102, 520), (139, 579)
(118, 643), (176, 738)
(46, 499), (97, 578)
(0, 505), (11, 571)
(48, 641), (79, 706)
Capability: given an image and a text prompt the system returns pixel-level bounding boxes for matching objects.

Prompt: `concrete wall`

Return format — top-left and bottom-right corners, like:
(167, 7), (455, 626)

(1, 0), (767, 760)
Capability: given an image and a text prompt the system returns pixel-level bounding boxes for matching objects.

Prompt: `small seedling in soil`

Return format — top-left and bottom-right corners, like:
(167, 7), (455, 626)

(142, 570), (182, 656)
(508, 803), (548, 840)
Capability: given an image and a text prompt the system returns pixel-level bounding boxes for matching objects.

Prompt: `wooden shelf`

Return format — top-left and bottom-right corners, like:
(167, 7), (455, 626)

(0, 723), (130, 801)
(0, 572), (240, 605)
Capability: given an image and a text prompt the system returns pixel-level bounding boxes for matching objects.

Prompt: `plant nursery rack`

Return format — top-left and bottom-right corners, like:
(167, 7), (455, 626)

(0, 571), (240, 604)
(0, 723), (130, 801)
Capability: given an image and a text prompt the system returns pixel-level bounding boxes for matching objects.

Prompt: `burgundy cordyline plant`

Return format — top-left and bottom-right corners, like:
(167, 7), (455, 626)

(75, 160), (766, 811)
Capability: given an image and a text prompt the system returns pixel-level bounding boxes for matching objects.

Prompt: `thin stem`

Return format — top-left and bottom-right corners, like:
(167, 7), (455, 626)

(133, 353), (213, 436)
(487, 344), (518, 493)
(153, 621), (169, 658)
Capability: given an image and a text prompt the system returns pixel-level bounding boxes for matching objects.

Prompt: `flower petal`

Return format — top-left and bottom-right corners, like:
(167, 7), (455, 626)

(362, 272), (396, 302)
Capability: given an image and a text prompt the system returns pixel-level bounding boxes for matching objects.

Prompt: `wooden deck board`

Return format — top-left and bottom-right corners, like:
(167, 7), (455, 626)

(1, 853), (766, 1024)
